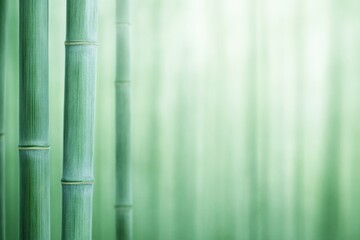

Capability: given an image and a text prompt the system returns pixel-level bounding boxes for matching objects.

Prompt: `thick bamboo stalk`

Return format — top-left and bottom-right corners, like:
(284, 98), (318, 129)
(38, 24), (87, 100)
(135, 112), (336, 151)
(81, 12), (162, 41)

(0, 0), (6, 238)
(115, 0), (132, 238)
(62, 0), (98, 239)
(19, 0), (50, 239)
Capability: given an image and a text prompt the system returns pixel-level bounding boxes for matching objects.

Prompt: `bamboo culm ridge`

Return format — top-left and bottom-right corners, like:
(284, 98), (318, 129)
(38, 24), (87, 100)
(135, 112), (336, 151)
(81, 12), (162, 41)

(19, 0), (50, 239)
(0, 0), (6, 238)
(115, 0), (132, 238)
(62, 0), (98, 239)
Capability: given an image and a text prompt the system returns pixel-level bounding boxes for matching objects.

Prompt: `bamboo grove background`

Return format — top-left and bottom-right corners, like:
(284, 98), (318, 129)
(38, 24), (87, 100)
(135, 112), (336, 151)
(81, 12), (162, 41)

(3, 0), (360, 239)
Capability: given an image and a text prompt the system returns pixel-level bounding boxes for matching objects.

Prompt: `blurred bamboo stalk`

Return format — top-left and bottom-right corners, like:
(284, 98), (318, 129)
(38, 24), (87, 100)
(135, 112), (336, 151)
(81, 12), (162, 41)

(317, 3), (342, 239)
(62, 0), (98, 239)
(145, 1), (162, 238)
(114, 0), (132, 238)
(247, 0), (258, 238)
(0, 0), (6, 238)
(19, 0), (50, 238)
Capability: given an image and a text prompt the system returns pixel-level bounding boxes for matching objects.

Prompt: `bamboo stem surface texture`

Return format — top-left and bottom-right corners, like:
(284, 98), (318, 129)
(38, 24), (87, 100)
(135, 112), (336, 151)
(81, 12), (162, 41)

(19, 0), (50, 239)
(0, 0), (6, 238)
(62, 0), (98, 239)
(115, 0), (132, 238)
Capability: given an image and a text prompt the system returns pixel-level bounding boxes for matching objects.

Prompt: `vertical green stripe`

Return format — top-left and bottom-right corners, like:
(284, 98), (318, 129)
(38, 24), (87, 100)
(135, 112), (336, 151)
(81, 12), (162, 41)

(19, 0), (49, 238)
(0, 0), (6, 238)
(115, 0), (132, 238)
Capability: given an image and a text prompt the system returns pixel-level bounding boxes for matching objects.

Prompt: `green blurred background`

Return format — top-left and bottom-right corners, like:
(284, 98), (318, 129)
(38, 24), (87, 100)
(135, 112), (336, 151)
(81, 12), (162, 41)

(4, 0), (360, 239)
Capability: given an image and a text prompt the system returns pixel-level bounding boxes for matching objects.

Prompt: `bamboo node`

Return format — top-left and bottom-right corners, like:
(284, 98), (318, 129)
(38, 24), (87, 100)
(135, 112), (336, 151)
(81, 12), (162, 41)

(64, 41), (98, 46)
(114, 204), (132, 209)
(115, 81), (130, 85)
(18, 146), (50, 151)
(115, 21), (131, 26)
(61, 181), (95, 185)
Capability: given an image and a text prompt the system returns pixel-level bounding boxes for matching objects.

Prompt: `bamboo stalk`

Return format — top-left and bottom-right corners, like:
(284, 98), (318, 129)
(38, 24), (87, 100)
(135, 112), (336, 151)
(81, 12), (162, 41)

(143, 3), (161, 238)
(115, 0), (132, 238)
(317, 6), (341, 239)
(247, 0), (258, 238)
(62, 0), (98, 239)
(19, 0), (50, 238)
(294, 2), (305, 239)
(0, 0), (6, 238)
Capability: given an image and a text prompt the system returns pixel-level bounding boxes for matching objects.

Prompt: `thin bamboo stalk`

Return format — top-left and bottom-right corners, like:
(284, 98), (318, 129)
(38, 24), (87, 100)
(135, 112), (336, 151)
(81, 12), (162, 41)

(0, 0), (7, 238)
(144, 2), (161, 238)
(19, 0), (50, 238)
(247, 0), (258, 238)
(115, 0), (132, 238)
(294, 2), (305, 239)
(62, 0), (98, 239)
(317, 5), (342, 239)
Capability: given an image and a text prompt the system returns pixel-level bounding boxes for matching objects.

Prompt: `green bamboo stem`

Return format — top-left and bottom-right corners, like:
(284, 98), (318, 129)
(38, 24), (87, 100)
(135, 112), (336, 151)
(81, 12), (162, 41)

(247, 0), (258, 238)
(0, 0), (6, 238)
(317, 7), (342, 239)
(294, 2), (305, 239)
(19, 0), (50, 238)
(62, 0), (98, 239)
(115, 0), (132, 238)
(144, 3), (162, 238)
